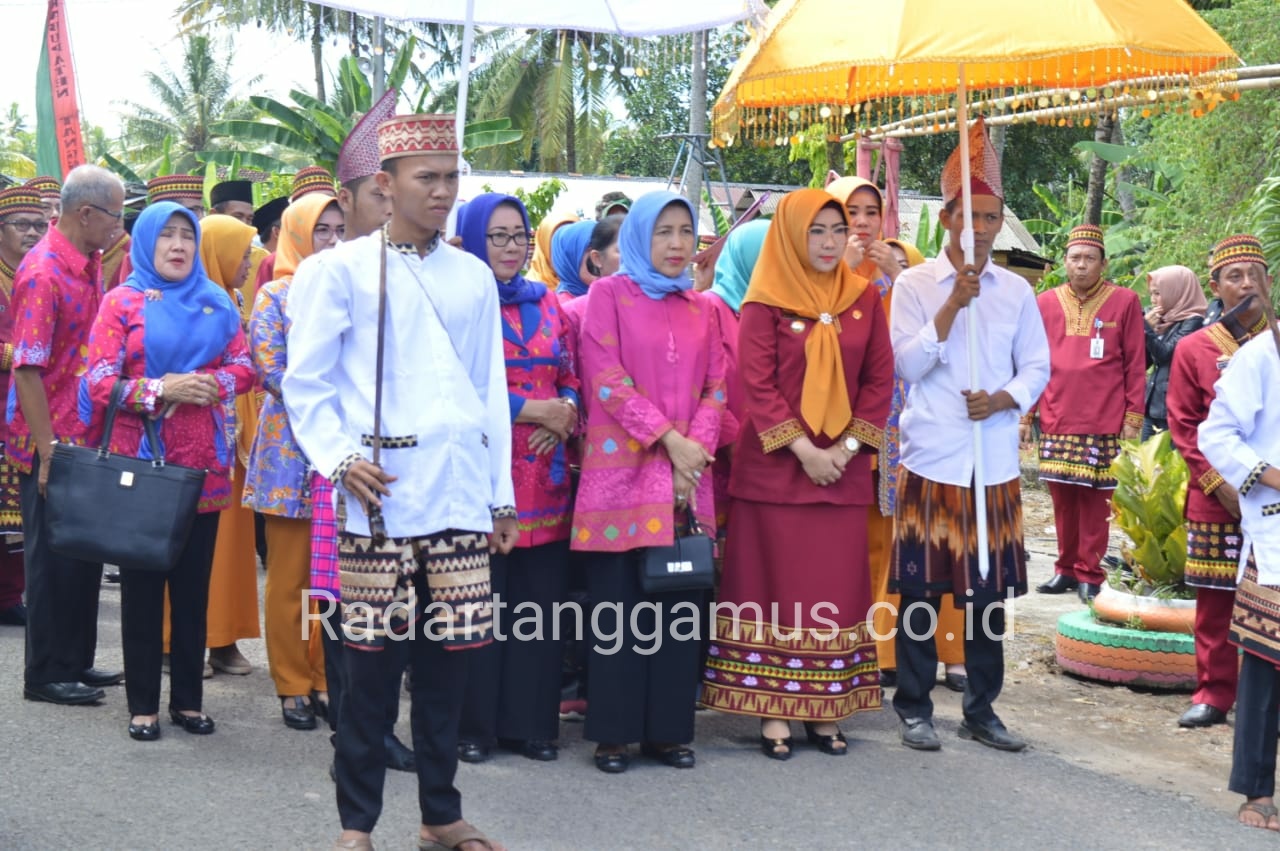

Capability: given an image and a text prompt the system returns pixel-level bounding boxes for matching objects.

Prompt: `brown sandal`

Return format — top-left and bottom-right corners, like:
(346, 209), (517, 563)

(417, 821), (499, 850)
(1239, 800), (1280, 831)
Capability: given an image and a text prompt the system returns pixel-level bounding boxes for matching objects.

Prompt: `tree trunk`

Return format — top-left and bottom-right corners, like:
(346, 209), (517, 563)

(312, 6), (326, 104)
(1084, 112), (1115, 226)
(1112, 120), (1136, 219)
(990, 121), (1008, 169)
(684, 30), (708, 217)
(565, 90), (576, 173)
(825, 139), (843, 176)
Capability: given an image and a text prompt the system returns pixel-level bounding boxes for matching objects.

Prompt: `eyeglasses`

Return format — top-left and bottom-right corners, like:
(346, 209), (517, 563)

(313, 224), (345, 241)
(807, 225), (850, 239)
(86, 203), (124, 220)
(2, 219), (48, 234)
(486, 231), (533, 248)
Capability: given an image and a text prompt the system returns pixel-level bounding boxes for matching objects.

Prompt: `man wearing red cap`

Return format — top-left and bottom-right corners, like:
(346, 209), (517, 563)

(1166, 234), (1272, 730)
(889, 118), (1050, 754)
(0, 186), (48, 626)
(285, 113), (514, 851)
(1024, 224), (1145, 603)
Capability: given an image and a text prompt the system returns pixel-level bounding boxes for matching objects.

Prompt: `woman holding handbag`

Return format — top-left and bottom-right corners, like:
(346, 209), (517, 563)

(700, 190), (895, 760)
(572, 191), (730, 773)
(83, 201), (256, 741)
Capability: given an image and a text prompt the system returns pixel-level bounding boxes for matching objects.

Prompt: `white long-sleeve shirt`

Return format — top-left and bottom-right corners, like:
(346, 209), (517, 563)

(1199, 332), (1280, 584)
(282, 232), (514, 539)
(890, 252), (1050, 488)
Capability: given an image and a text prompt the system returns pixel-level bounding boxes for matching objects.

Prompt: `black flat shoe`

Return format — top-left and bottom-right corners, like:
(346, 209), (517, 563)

(641, 743), (696, 768)
(760, 735), (794, 761)
(311, 691), (330, 722)
(593, 747), (630, 774)
(23, 681), (105, 705)
(1178, 703), (1228, 728)
(943, 672), (968, 693)
(499, 737), (558, 761)
(803, 722), (849, 756)
(1078, 582), (1102, 603)
(128, 720), (160, 741)
(81, 668), (125, 688)
(958, 718), (1026, 752)
(457, 741), (491, 764)
(169, 708), (215, 734)
(385, 735), (416, 771)
(1036, 574), (1078, 594)
(281, 696), (317, 730)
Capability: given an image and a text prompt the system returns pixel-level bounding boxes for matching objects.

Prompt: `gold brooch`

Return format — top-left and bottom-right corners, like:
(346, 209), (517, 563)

(851, 309), (863, 320)
(790, 320), (805, 333)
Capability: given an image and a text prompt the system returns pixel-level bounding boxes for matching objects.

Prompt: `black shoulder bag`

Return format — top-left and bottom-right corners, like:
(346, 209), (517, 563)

(639, 505), (715, 594)
(46, 380), (207, 572)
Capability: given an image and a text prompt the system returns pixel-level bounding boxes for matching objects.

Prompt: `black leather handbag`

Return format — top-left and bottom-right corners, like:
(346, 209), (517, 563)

(45, 381), (207, 572)
(639, 506), (715, 594)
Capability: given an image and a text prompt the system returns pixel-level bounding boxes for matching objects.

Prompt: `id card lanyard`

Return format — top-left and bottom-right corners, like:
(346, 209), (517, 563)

(1090, 318), (1105, 359)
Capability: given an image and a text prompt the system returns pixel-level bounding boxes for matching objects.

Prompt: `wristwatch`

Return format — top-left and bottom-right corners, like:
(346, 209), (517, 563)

(843, 436), (861, 456)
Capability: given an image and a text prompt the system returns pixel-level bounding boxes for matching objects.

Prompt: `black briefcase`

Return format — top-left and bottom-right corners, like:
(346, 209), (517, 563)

(45, 382), (207, 572)
(639, 506), (715, 594)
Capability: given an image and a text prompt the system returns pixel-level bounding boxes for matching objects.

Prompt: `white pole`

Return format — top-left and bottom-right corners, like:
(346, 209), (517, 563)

(456, 0), (476, 159)
(956, 64), (992, 581)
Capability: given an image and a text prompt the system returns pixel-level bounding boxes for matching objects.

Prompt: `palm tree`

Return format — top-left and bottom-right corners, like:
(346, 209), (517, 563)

(119, 33), (258, 174)
(469, 30), (634, 173)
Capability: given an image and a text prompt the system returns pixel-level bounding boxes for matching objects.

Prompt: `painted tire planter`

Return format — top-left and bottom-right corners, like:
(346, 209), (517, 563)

(1055, 609), (1196, 690)
(1090, 584), (1196, 634)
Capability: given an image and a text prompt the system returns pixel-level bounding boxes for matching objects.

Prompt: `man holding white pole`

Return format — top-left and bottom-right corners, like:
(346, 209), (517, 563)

(887, 118), (1049, 753)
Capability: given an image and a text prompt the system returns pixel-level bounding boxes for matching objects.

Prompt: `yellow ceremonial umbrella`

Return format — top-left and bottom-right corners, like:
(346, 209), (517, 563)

(713, 0), (1239, 578)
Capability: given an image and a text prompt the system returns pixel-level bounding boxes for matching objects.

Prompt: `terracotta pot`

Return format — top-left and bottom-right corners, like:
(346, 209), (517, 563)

(1090, 583), (1195, 634)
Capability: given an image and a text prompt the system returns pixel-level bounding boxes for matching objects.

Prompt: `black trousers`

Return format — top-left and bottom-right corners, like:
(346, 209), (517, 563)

(460, 541), (569, 745)
(119, 512), (220, 715)
(20, 455), (103, 686)
(322, 597), (403, 739)
(892, 595), (1007, 726)
(1230, 652), (1280, 799)
(583, 551), (702, 746)
(335, 574), (470, 832)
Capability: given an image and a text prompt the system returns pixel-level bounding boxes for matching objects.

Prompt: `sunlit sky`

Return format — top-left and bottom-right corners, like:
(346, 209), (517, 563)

(0, 0), (365, 137)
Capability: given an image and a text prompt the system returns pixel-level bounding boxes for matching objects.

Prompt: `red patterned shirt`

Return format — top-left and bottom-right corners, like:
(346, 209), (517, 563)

(5, 226), (102, 473)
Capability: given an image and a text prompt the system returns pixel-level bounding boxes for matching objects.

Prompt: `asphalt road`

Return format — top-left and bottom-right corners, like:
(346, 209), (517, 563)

(0, 565), (1272, 851)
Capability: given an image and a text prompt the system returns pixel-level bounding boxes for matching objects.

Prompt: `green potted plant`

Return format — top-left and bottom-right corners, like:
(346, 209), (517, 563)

(1055, 431), (1196, 690)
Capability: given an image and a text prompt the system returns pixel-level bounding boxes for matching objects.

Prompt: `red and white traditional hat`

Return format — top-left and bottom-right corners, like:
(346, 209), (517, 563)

(147, 174), (205, 206)
(377, 114), (459, 162)
(0, 186), (45, 218)
(290, 166), (336, 202)
(24, 176), (61, 200)
(338, 88), (398, 186)
(940, 117), (1003, 206)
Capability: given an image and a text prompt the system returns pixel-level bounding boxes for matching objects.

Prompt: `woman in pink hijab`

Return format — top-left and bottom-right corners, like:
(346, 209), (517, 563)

(1142, 264), (1208, 440)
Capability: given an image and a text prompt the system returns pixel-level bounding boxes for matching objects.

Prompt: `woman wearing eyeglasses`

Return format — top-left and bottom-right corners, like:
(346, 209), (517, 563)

(700, 189), (894, 760)
(454, 194), (580, 763)
(243, 195), (344, 730)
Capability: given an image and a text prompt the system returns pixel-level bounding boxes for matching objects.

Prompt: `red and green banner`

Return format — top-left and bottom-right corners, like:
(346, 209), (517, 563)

(34, 0), (85, 180)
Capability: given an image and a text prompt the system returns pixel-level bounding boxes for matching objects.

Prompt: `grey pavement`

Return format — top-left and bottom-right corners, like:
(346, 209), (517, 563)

(0, 567), (1271, 851)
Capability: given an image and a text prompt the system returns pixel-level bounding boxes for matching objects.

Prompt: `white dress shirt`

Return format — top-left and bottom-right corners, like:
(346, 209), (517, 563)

(890, 251), (1050, 488)
(283, 232), (515, 539)
(1199, 333), (1280, 584)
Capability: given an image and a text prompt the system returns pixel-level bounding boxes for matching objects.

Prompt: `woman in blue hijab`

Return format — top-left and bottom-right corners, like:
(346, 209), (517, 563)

(83, 201), (257, 742)
(454, 193), (581, 763)
(551, 220), (598, 300)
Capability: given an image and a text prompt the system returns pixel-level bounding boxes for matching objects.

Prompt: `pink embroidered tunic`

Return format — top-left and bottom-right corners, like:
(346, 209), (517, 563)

(84, 287), (256, 511)
(502, 289), (581, 547)
(570, 276), (729, 552)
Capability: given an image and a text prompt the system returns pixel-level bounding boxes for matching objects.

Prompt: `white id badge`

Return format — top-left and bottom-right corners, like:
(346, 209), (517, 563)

(1090, 337), (1105, 359)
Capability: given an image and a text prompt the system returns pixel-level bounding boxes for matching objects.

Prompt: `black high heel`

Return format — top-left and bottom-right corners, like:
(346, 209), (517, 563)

(169, 708), (215, 735)
(804, 722), (848, 756)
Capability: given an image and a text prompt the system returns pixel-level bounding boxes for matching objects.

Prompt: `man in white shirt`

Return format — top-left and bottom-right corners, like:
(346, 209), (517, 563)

(285, 113), (516, 851)
(888, 118), (1050, 754)
(1198, 266), (1280, 833)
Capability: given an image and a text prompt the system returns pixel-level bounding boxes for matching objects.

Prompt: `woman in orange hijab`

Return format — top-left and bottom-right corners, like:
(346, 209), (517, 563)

(243, 194), (342, 729)
(527, 212), (578, 291)
(700, 189), (895, 760)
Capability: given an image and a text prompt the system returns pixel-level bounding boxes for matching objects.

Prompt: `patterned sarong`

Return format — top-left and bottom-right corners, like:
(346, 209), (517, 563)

(0, 452), (21, 538)
(1038, 433), (1121, 489)
(338, 529), (493, 651)
(1230, 559), (1280, 666)
(891, 469), (1027, 603)
(1185, 520), (1243, 590)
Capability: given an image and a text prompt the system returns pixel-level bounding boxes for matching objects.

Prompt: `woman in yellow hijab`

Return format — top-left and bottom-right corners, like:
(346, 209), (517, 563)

(700, 189), (896, 759)
(527, 212), (578, 288)
(243, 194), (339, 729)
(162, 214), (262, 677)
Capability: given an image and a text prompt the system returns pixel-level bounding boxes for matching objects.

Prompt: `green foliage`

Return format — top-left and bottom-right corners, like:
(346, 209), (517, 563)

(913, 204), (946, 257)
(481, 178), (567, 230)
(1247, 178), (1280, 308)
(787, 126), (832, 188)
(1108, 431), (1189, 594)
(705, 187), (732, 237)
